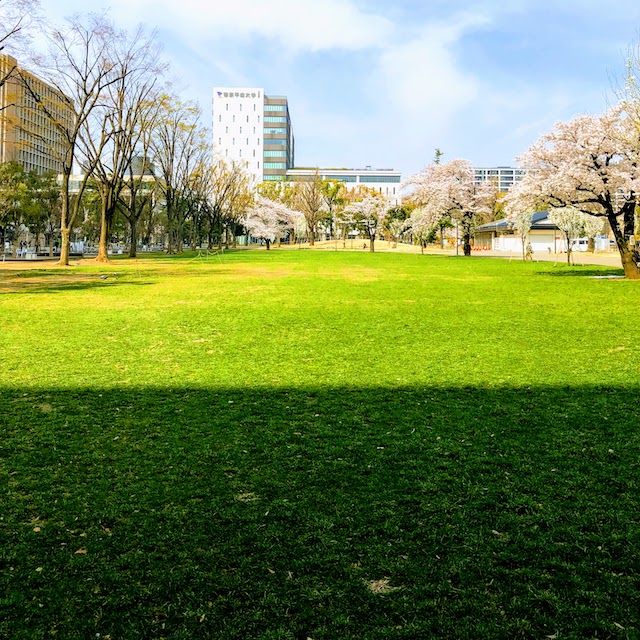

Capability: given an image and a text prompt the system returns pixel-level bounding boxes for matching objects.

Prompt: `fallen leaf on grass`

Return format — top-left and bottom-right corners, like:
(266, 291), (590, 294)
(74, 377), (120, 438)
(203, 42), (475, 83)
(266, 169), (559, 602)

(35, 567), (43, 572)
(74, 548), (87, 555)
(366, 578), (401, 594)
(33, 527), (41, 533)
(235, 492), (258, 502)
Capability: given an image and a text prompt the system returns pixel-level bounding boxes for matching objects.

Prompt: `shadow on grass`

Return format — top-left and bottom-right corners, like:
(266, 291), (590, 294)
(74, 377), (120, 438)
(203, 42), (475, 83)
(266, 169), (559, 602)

(2, 385), (639, 639)
(535, 267), (625, 278)
(0, 271), (156, 294)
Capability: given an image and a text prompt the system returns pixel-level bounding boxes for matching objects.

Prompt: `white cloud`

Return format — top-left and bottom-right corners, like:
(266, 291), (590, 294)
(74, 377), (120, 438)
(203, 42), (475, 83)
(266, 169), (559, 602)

(375, 19), (485, 128)
(107, 0), (393, 52)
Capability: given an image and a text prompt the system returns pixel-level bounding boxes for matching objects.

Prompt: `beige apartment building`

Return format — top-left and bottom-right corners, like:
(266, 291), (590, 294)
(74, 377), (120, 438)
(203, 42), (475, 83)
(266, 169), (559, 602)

(0, 53), (73, 174)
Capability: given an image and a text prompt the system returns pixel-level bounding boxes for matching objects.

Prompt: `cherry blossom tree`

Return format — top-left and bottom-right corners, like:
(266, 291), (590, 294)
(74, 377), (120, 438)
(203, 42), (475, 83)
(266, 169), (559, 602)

(514, 109), (640, 278)
(404, 159), (496, 256)
(503, 182), (534, 260)
(343, 191), (390, 252)
(244, 196), (300, 250)
(548, 206), (588, 265)
(404, 205), (440, 253)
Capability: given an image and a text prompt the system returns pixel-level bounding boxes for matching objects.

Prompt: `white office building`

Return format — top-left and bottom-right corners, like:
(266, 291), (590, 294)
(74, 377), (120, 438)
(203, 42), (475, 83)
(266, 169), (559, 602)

(286, 167), (402, 205)
(212, 87), (295, 185)
(474, 166), (526, 192)
(212, 87), (401, 198)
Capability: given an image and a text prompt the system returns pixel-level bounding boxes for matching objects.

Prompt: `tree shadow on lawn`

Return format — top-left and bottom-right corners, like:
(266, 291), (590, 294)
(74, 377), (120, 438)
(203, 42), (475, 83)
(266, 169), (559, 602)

(535, 267), (625, 278)
(0, 271), (156, 294)
(2, 384), (639, 639)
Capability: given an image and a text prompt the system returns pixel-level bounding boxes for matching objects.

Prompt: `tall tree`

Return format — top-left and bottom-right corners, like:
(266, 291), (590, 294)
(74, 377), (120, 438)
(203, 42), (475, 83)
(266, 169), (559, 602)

(244, 196), (299, 250)
(293, 170), (324, 246)
(0, 160), (27, 253)
(343, 190), (389, 253)
(19, 13), (125, 265)
(85, 26), (163, 262)
(405, 159), (495, 256)
(514, 109), (640, 278)
(320, 179), (346, 244)
(151, 94), (204, 253)
(22, 169), (60, 254)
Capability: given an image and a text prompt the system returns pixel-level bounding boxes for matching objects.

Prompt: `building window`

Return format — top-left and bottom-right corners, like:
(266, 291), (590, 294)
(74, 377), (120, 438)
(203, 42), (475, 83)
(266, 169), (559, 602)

(226, 103), (228, 111)
(357, 175), (401, 183)
(225, 126), (228, 133)
(264, 104), (286, 111)
(264, 162), (286, 169)
(257, 161), (260, 168)
(219, 115), (221, 122)
(232, 138), (235, 145)
(264, 150), (286, 157)
(239, 127), (242, 133)
(233, 115), (235, 122)
(264, 116), (286, 123)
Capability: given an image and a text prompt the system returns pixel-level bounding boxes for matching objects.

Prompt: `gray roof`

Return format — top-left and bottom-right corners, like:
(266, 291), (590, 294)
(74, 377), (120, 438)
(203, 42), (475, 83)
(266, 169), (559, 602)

(476, 210), (557, 232)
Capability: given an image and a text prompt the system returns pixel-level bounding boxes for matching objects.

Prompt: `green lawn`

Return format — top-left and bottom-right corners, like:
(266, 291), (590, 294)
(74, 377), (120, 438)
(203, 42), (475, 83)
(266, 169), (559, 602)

(1, 250), (639, 639)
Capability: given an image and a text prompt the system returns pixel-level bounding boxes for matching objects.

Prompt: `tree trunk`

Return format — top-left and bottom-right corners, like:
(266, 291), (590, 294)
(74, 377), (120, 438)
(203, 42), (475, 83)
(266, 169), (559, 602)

(463, 232), (471, 257)
(609, 212), (640, 279)
(96, 203), (110, 263)
(59, 227), (71, 266)
(129, 218), (138, 258)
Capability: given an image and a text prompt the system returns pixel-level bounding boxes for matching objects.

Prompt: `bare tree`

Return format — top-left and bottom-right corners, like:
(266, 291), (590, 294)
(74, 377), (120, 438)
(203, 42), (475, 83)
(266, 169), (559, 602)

(84, 26), (164, 261)
(0, 0), (41, 91)
(17, 13), (125, 265)
(293, 169), (324, 245)
(204, 158), (253, 249)
(151, 94), (205, 253)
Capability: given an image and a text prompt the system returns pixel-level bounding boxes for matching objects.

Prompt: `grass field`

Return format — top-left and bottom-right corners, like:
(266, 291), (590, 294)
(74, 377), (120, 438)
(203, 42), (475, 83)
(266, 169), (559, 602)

(1, 250), (639, 639)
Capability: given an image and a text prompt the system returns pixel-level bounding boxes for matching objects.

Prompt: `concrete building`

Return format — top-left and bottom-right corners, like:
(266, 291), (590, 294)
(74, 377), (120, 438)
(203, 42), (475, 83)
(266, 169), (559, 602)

(474, 166), (526, 192)
(212, 87), (402, 198)
(0, 54), (73, 174)
(286, 167), (402, 205)
(212, 87), (295, 185)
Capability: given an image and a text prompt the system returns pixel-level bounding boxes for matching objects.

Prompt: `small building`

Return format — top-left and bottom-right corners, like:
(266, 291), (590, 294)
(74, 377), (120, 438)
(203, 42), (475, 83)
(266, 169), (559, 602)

(475, 211), (562, 253)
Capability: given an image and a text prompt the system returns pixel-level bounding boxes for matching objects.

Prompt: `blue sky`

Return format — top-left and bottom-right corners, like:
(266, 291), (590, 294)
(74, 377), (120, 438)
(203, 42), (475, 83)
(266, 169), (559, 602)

(41, 0), (640, 178)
